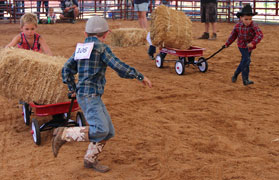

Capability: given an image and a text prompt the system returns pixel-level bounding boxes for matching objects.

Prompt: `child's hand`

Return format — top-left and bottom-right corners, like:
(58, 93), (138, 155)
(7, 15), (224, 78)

(68, 91), (76, 99)
(71, 92), (76, 98)
(247, 43), (254, 48)
(142, 77), (152, 88)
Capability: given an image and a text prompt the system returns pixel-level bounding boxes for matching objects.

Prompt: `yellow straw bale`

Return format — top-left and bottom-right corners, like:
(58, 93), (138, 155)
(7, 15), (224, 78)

(0, 48), (69, 104)
(150, 5), (192, 49)
(110, 28), (147, 47)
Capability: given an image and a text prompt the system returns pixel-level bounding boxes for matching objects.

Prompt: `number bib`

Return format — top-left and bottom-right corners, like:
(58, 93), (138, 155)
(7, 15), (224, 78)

(74, 42), (94, 60)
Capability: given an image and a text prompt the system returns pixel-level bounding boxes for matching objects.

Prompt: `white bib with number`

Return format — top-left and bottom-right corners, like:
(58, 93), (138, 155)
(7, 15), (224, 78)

(74, 42), (94, 60)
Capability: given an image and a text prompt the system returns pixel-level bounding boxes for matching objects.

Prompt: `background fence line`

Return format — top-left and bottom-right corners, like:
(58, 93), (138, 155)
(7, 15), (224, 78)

(0, 0), (279, 24)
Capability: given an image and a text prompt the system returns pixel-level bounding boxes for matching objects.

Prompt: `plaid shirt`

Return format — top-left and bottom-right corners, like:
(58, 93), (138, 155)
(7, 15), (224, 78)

(225, 21), (263, 51)
(62, 37), (143, 96)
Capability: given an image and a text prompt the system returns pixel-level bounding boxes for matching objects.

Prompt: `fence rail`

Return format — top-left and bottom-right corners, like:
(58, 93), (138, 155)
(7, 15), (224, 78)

(0, 0), (279, 23)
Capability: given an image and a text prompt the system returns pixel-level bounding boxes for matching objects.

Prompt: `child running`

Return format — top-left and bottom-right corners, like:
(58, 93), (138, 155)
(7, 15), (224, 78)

(6, 13), (52, 56)
(225, 4), (263, 85)
(52, 16), (152, 173)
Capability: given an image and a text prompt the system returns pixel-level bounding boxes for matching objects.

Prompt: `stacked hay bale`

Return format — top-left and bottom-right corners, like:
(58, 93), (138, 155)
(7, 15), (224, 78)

(0, 48), (69, 104)
(110, 28), (147, 47)
(150, 5), (192, 49)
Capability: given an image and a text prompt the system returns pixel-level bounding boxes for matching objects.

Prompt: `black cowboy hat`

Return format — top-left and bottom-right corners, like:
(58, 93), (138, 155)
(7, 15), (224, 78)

(236, 4), (258, 18)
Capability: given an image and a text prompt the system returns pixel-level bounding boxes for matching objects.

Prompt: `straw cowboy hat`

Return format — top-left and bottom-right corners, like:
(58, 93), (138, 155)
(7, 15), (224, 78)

(236, 4), (258, 18)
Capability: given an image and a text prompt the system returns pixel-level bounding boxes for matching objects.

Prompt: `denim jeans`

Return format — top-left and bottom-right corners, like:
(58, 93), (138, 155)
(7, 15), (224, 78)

(16, 1), (25, 14)
(77, 94), (115, 142)
(37, 1), (49, 18)
(235, 48), (252, 81)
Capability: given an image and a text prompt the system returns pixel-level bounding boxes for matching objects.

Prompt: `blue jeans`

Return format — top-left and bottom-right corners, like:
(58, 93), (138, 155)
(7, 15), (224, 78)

(152, 0), (155, 7)
(77, 94), (115, 142)
(235, 48), (252, 81)
(16, 1), (25, 14)
(37, 1), (49, 18)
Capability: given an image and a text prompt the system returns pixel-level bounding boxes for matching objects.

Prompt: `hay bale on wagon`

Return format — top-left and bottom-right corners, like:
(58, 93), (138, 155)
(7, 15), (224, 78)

(110, 28), (147, 47)
(150, 5), (192, 49)
(0, 48), (69, 104)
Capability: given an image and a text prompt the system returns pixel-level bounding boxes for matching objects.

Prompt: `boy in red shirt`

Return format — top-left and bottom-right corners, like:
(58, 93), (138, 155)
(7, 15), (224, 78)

(225, 4), (263, 85)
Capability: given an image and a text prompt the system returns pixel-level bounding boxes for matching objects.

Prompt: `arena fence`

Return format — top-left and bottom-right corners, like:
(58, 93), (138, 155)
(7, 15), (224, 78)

(0, 0), (279, 24)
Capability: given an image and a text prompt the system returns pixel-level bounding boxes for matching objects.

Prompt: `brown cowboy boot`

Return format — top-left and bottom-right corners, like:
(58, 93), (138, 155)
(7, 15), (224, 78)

(198, 32), (209, 39)
(52, 126), (89, 157)
(84, 159), (110, 173)
(84, 142), (110, 173)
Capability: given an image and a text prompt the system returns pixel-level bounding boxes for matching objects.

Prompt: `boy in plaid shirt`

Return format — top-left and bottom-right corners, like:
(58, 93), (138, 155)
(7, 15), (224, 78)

(225, 4), (263, 86)
(53, 16), (152, 173)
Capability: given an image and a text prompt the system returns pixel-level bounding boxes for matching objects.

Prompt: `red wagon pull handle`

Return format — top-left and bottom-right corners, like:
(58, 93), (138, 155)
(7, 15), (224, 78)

(205, 45), (226, 61)
(66, 79), (77, 121)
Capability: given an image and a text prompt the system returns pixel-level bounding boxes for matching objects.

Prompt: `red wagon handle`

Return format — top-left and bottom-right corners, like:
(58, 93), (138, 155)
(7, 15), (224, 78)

(204, 45), (226, 61)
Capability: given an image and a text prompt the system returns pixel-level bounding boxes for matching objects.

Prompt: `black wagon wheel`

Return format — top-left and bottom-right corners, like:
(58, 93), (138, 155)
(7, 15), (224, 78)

(175, 60), (185, 75)
(22, 103), (31, 126)
(31, 118), (41, 145)
(197, 57), (208, 73)
(179, 57), (186, 65)
(155, 52), (166, 68)
(76, 112), (86, 127)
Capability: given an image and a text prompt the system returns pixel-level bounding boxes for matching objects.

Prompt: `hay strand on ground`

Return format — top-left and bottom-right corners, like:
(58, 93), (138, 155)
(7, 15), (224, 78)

(150, 5), (192, 49)
(110, 28), (147, 47)
(0, 48), (69, 104)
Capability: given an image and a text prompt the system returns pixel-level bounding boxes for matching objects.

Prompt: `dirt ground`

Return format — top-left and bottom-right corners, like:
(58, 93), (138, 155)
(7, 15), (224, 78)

(0, 19), (279, 180)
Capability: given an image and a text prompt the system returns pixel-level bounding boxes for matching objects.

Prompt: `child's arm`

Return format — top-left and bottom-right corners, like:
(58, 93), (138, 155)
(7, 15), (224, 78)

(5, 34), (21, 48)
(62, 55), (78, 92)
(102, 45), (152, 88)
(249, 24), (263, 48)
(39, 36), (53, 56)
(225, 25), (238, 48)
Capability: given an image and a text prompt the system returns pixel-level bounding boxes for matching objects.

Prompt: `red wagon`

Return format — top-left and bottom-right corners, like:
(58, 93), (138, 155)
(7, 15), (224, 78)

(155, 45), (225, 75)
(22, 98), (86, 145)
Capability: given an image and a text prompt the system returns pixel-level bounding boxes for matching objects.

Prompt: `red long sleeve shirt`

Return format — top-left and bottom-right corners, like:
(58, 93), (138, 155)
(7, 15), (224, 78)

(225, 21), (263, 51)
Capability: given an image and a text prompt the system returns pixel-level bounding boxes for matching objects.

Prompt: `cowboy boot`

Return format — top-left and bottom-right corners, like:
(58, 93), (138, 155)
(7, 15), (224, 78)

(198, 32), (209, 39)
(84, 142), (110, 173)
(243, 79), (254, 86)
(52, 126), (89, 157)
(148, 45), (156, 60)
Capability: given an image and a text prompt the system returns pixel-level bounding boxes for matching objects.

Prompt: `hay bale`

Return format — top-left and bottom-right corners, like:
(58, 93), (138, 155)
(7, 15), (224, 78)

(110, 28), (147, 47)
(150, 5), (192, 49)
(0, 48), (69, 104)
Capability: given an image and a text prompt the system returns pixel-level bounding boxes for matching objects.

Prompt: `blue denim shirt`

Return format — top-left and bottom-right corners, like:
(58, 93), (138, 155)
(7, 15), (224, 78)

(62, 36), (143, 96)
